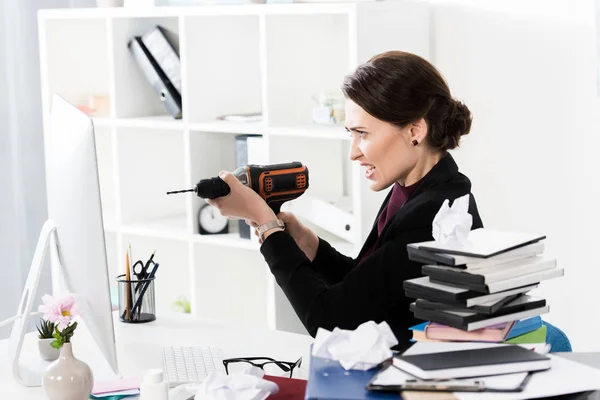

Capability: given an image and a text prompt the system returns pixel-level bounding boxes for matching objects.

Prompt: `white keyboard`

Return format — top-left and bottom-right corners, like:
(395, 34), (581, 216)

(162, 346), (225, 387)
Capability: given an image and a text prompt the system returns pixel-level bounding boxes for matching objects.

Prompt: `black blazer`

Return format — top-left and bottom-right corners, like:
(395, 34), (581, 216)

(260, 153), (483, 342)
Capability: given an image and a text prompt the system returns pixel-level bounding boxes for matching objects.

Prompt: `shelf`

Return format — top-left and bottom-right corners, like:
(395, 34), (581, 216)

(189, 120), (266, 134)
(192, 232), (260, 250)
(92, 117), (113, 127)
(120, 215), (189, 240)
(39, 0), (432, 329)
(269, 124), (349, 140)
(92, 118), (346, 138)
(38, 3), (360, 20)
(115, 115), (184, 130)
(189, 121), (347, 138)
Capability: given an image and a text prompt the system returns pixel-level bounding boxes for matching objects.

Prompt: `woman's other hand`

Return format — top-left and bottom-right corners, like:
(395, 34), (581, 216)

(274, 212), (320, 261)
(207, 171), (276, 225)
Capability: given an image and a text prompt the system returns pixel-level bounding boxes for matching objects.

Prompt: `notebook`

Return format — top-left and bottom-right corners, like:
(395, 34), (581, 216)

(505, 325), (547, 345)
(410, 322), (443, 342)
(430, 267), (564, 294)
(506, 316), (543, 340)
(263, 376), (306, 400)
(407, 242), (545, 268)
(414, 294), (545, 321)
(391, 345), (550, 380)
(424, 321), (515, 342)
(403, 276), (538, 304)
(414, 294), (521, 315)
(409, 229), (546, 259)
(421, 256), (557, 285)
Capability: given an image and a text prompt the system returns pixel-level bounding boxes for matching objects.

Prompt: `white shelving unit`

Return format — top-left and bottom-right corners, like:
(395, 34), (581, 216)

(38, 1), (430, 334)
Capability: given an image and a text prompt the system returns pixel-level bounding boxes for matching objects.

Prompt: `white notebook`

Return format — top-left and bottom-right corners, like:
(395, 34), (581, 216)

(411, 228), (546, 258)
(424, 256), (557, 284)
(484, 268), (563, 293)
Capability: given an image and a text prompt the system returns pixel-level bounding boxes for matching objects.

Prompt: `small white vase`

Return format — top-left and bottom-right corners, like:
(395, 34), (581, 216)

(42, 343), (94, 400)
(38, 338), (60, 362)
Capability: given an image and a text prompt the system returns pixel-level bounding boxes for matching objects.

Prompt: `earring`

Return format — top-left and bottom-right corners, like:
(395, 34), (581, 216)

(412, 140), (418, 146)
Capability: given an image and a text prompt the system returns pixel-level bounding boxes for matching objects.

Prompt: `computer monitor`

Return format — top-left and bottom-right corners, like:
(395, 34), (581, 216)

(8, 94), (119, 386)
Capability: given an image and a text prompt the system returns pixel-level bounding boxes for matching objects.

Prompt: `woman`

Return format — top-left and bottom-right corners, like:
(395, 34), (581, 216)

(208, 51), (483, 343)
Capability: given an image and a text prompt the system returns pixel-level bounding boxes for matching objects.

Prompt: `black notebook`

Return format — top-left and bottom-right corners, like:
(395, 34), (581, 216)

(414, 294), (521, 315)
(392, 345), (551, 380)
(413, 294), (545, 319)
(403, 276), (537, 304)
(410, 300), (549, 331)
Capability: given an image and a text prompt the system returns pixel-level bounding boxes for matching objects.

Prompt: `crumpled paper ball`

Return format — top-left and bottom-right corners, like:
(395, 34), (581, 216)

(311, 321), (398, 371)
(194, 365), (278, 400)
(432, 193), (473, 248)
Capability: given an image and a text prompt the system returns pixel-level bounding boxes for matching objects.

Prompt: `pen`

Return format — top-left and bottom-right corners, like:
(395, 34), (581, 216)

(125, 246), (132, 321)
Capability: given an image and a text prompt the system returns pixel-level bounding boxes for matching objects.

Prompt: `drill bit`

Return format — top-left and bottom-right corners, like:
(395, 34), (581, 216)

(166, 188), (195, 195)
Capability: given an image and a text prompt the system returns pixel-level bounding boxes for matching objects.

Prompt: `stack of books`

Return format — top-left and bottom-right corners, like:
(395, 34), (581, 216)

(403, 228), (564, 342)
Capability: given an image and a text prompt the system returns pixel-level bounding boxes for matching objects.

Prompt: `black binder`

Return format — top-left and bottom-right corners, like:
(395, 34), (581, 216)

(128, 32), (182, 119)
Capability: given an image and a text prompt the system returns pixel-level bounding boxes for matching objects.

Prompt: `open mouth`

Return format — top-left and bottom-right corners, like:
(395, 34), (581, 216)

(365, 165), (376, 179)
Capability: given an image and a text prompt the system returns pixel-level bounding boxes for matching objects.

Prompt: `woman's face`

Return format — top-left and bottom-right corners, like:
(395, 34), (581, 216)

(346, 99), (420, 191)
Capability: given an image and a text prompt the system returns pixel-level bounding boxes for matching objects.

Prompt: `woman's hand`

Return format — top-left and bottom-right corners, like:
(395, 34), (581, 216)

(249, 212), (319, 261)
(207, 171), (277, 226)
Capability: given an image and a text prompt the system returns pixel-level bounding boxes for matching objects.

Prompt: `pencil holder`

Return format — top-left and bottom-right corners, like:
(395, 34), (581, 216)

(117, 274), (156, 323)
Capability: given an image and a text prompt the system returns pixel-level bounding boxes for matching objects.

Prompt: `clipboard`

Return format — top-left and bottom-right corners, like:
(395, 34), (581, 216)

(367, 363), (533, 393)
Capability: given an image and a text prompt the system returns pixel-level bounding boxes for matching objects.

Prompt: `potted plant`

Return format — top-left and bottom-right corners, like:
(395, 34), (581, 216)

(36, 319), (59, 361)
(38, 292), (93, 400)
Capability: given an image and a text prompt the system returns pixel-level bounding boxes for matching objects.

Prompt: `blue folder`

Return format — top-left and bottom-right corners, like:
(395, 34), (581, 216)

(305, 350), (398, 400)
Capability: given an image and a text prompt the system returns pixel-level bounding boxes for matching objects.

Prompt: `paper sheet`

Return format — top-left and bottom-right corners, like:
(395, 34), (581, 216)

(457, 354), (600, 399)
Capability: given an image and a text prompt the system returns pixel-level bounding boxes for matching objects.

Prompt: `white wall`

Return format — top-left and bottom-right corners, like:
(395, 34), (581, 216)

(430, 0), (600, 350)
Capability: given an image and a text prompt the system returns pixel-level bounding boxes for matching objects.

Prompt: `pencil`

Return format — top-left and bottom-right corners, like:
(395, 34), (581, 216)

(125, 245), (132, 321)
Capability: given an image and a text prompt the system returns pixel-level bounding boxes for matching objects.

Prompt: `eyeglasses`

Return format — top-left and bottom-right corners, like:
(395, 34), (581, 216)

(223, 357), (303, 378)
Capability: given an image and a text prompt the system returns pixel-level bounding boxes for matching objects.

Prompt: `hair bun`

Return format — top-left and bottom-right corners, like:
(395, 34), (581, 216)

(447, 99), (472, 138)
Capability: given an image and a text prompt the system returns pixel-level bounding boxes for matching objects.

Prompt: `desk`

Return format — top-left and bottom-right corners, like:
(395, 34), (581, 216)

(2, 316), (600, 400)
(554, 353), (600, 400)
(0, 312), (314, 399)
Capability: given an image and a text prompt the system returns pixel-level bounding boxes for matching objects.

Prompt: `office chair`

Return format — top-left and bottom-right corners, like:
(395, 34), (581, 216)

(544, 321), (572, 352)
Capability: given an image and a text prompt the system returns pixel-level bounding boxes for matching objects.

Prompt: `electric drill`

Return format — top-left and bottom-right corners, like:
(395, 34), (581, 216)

(167, 161), (309, 214)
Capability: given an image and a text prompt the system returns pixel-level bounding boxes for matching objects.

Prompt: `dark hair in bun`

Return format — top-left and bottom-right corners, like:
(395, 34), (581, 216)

(342, 51), (472, 151)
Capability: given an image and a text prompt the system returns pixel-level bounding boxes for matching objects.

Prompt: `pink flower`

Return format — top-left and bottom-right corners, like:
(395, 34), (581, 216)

(38, 293), (79, 331)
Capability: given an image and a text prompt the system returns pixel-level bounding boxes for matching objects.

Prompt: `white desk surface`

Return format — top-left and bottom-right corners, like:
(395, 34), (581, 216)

(3, 313), (600, 400)
(0, 311), (315, 399)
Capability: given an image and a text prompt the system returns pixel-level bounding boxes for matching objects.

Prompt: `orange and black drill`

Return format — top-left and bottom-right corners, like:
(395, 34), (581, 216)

(167, 161), (309, 214)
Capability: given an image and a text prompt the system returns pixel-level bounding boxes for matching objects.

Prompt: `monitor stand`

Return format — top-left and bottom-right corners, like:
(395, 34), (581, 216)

(8, 219), (62, 387)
